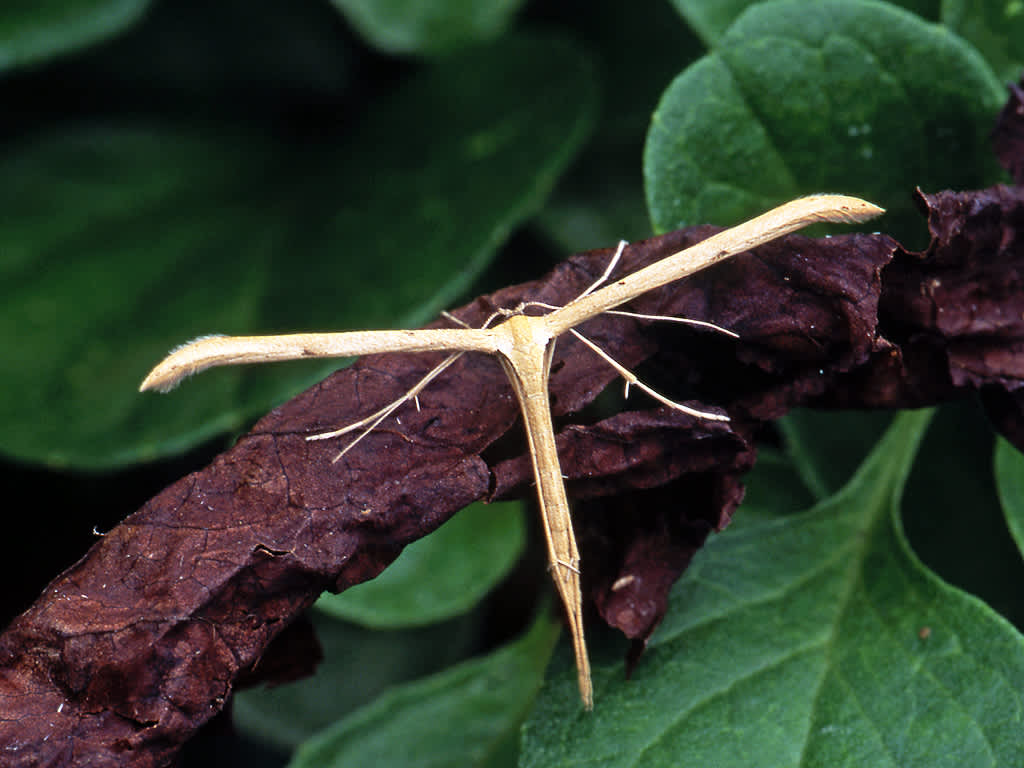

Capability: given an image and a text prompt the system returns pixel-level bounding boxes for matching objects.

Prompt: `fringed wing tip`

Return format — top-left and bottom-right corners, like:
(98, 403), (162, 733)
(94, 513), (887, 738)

(139, 334), (226, 393)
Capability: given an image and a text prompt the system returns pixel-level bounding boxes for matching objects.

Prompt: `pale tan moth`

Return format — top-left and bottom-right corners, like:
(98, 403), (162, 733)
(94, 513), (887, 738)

(141, 194), (883, 709)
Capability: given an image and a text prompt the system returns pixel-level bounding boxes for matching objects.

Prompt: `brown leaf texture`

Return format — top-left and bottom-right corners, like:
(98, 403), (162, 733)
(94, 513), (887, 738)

(4, 180), (1024, 763)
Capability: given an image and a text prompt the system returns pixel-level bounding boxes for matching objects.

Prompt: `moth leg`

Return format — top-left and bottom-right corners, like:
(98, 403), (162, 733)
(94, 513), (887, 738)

(568, 328), (730, 421)
(307, 351), (463, 462)
(604, 309), (739, 338)
(573, 239), (628, 301)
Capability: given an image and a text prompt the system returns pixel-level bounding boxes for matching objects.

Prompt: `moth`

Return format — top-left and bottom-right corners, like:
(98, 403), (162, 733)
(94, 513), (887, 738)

(141, 194), (883, 708)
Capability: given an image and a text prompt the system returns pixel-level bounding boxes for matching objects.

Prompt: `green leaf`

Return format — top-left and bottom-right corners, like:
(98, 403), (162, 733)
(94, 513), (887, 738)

(330, 0), (526, 55)
(0, 0), (148, 72)
(993, 436), (1024, 562)
(644, 0), (1004, 245)
(522, 410), (1024, 766)
(289, 613), (558, 768)
(0, 34), (596, 468)
(316, 501), (526, 628)
(234, 610), (484, 750)
(942, 0), (1024, 84)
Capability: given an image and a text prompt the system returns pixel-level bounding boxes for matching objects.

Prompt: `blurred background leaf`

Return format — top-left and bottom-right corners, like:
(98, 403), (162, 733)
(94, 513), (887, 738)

(331, 0), (528, 55)
(0, 0), (149, 71)
(0, 33), (596, 468)
(233, 608), (487, 753)
(287, 613), (558, 768)
(777, 409), (893, 499)
(942, 0), (1024, 84)
(995, 435), (1024, 559)
(315, 501), (527, 627)
(531, 0), (705, 252)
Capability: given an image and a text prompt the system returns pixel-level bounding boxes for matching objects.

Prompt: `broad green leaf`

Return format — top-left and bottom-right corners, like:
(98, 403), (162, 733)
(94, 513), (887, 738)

(234, 610), (483, 750)
(522, 409), (1024, 766)
(644, 0), (1004, 245)
(316, 500), (526, 628)
(330, 0), (525, 55)
(0, 0), (148, 72)
(942, 0), (1024, 84)
(289, 613), (558, 768)
(0, 34), (596, 468)
(993, 436), (1024, 563)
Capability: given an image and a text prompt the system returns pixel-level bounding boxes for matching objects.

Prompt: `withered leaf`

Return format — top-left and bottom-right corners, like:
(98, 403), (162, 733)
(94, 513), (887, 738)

(4, 179), (1024, 764)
